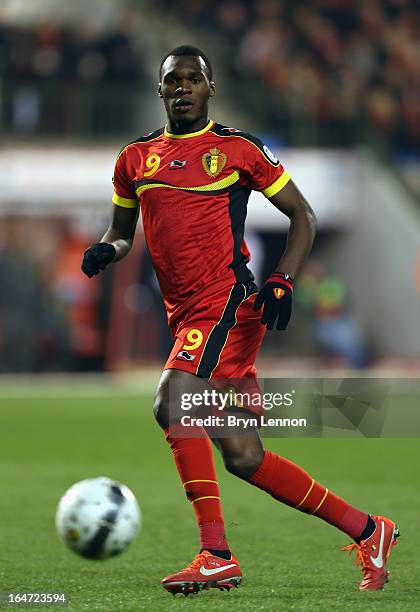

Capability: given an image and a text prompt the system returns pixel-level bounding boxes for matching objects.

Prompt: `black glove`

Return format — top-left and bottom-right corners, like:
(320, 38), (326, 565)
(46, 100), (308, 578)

(253, 272), (293, 330)
(81, 243), (116, 278)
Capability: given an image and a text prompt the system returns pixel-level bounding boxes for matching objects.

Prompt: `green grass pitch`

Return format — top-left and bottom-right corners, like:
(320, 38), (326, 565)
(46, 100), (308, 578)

(1, 384), (419, 611)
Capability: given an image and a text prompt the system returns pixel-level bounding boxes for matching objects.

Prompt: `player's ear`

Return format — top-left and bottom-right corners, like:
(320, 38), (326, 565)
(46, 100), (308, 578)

(209, 81), (216, 97)
(158, 83), (163, 97)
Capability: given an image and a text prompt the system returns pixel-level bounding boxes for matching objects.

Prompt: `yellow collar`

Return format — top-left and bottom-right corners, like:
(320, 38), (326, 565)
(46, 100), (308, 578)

(164, 119), (214, 139)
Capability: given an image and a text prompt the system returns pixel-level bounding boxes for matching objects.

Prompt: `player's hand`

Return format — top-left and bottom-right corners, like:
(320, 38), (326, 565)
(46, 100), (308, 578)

(253, 272), (293, 330)
(81, 243), (116, 277)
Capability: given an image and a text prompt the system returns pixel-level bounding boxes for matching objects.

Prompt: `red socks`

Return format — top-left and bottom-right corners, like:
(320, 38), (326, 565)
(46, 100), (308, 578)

(165, 425), (228, 551)
(165, 428), (368, 545)
(250, 450), (368, 540)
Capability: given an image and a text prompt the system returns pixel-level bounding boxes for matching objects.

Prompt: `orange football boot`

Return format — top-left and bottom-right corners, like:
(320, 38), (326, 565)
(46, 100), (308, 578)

(162, 549), (242, 596)
(342, 515), (399, 591)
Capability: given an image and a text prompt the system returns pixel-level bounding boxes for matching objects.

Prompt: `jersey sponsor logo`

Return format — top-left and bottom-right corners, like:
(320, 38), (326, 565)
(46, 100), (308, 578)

(263, 144), (279, 165)
(273, 288), (285, 299)
(176, 350), (195, 362)
(202, 147), (227, 178)
(170, 160), (187, 169)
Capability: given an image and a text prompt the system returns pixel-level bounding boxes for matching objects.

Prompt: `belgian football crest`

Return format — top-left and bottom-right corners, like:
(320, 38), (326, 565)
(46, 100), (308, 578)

(202, 148), (227, 178)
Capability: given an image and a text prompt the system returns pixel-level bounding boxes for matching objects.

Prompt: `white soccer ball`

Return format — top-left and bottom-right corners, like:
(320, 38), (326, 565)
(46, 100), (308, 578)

(56, 476), (141, 559)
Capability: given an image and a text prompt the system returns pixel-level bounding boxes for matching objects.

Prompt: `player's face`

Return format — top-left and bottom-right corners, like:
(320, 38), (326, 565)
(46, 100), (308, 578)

(159, 55), (215, 128)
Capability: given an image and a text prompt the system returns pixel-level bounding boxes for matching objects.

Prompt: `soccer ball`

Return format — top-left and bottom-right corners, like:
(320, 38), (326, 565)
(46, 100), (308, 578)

(56, 476), (141, 559)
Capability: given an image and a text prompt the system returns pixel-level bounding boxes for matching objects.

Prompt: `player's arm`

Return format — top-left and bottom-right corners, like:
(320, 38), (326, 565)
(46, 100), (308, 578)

(81, 205), (139, 277)
(82, 145), (140, 278)
(254, 179), (316, 330)
(101, 204), (139, 262)
(269, 179), (316, 278)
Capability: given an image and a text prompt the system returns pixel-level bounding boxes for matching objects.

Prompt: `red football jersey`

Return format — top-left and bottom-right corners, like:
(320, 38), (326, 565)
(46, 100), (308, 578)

(112, 120), (290, 326)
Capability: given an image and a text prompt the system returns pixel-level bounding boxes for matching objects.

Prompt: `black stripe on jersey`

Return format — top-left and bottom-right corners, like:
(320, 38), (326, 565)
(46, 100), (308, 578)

(197, 284), (246, 379)
(210, 123), (280, 167)
(228, 184), (254, 283)
(118, 128), (164, 155)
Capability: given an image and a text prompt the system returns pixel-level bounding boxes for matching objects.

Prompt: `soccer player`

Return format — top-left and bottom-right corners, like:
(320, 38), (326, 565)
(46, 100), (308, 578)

(81, 46), (398, 595)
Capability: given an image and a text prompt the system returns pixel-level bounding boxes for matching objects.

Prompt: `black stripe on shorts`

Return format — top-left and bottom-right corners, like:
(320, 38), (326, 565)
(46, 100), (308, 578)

(197, 283), (246, 379)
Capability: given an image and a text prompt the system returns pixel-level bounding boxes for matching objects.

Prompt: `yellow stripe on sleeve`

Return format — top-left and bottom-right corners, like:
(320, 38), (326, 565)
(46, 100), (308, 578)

(112, 192), (138, 208)
(262, 171), (291, 198)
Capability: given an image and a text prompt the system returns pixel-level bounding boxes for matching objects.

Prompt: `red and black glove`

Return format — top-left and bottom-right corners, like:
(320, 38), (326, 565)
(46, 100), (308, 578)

(81, 243), (116, 278)
(253, 272), (293, 330)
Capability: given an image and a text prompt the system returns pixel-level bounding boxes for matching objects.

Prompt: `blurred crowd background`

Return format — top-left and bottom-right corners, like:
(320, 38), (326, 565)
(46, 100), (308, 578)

(159, 0), (420, 153)
(0, 0), (419, 374)
(0, 10), (146, 137)
(2, 0), (419, 152)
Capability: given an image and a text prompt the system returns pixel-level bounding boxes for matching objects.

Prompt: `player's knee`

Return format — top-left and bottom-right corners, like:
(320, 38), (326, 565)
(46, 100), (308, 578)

(153, 393), (169, 429)
(153, 373), (185, 429)
(154, 369), (205, 429)
(153, 394), (183, 429)
(223, 447), (263, 480)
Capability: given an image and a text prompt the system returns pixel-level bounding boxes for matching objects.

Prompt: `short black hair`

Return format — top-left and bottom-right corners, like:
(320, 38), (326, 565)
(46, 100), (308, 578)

(159, 45), (213, 81)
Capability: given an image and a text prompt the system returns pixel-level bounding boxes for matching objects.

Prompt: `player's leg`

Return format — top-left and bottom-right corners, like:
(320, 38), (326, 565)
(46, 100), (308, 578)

(154, 368), (229, 554)
(209, 286), (398, 591)
(214, 424), (371, 537)
(154, 368), (242, 594)
(212, 422), (399, 591)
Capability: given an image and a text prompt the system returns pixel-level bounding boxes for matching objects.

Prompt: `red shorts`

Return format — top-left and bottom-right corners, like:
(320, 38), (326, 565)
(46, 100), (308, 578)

(165, 281), (265, 385)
